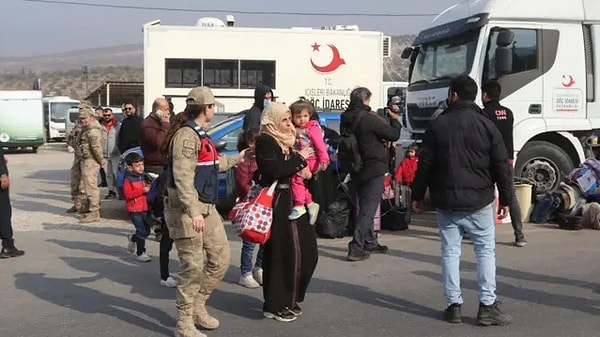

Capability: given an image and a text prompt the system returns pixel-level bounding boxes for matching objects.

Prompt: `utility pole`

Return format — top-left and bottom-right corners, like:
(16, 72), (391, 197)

(82, 65), (89, 97)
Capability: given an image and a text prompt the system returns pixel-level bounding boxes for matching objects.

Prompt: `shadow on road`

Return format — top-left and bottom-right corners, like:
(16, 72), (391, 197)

(14, 272), (173, 336)
(26, 169), (70, 183)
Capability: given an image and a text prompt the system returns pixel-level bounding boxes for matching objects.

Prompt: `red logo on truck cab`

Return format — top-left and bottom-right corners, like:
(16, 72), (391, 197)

(310, 42), (346, 74)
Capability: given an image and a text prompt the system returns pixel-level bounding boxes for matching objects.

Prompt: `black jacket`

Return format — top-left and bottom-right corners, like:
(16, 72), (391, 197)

(482, 100), (515, 160)
(0, 146), (7, 177)
(117, 113), (142, 154)
(242, 85), (274, 132)
(411, 100), (512, 211)
(340, 105), (402, 181)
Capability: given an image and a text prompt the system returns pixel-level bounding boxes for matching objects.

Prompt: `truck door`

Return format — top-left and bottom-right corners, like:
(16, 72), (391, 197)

(482, 24), (544, 129)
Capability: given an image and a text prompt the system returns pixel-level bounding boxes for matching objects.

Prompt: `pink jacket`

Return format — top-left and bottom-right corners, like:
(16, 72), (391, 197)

(296, 120), (330, 165)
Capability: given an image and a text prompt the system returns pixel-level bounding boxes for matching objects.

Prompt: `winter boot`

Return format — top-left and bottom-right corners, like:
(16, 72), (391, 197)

(174, 310), (206, 337)
(79, 200), (91, 214)
(80, 211), (100, 223)
(193, 294), (219, 330)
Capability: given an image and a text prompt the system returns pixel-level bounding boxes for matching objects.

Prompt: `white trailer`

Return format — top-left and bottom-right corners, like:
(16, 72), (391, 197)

(143, 18), (390, 114)
(0, 90), (44, 152)
(401, 0), (600, 193)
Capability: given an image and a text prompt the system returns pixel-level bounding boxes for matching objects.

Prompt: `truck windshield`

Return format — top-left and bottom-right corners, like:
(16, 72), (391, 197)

(410, 29), (480, 84)
(50, 102), (77, 122)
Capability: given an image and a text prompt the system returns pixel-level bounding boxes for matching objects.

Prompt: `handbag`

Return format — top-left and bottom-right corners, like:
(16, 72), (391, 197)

(229, 180), (278, 244)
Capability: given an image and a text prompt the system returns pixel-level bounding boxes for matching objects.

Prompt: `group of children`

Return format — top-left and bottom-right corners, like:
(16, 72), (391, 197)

(118, 98), (420, 290)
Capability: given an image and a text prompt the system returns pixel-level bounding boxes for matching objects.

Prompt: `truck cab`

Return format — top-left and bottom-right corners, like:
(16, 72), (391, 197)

(402, 0), (600, 193)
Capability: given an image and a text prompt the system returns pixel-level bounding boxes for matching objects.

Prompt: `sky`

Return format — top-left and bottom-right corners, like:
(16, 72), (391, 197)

(0, 0), (458, 57)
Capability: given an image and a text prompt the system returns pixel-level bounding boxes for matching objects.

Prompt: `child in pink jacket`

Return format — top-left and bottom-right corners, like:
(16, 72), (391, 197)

(289, 99), (330, 224)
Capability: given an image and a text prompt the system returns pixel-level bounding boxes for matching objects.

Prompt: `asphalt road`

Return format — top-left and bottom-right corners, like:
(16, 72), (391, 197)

(1, 143), (599, 337)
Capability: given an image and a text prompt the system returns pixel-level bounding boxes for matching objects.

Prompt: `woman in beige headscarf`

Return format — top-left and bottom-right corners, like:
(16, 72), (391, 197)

(254, 102), (318, 322)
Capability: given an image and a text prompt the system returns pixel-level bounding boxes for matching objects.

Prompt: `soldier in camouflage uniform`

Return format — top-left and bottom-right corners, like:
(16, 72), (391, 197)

(165, 87), (246, 337)
(66, 102), (91, 214)
(77, 106), (105, 223)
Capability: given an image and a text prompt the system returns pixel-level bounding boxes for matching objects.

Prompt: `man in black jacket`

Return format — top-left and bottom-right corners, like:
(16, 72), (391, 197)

(0, 146), (25, 259)
(242, 85), (273, 132)
(117, 102), (142, 154)
(412, 76), (512, 326)
(482, 80), (527, 247)
(340, 87), (402, 261)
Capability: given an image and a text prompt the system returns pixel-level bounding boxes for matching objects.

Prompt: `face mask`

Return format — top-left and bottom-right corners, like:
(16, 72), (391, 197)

(263, 99), (271, 109)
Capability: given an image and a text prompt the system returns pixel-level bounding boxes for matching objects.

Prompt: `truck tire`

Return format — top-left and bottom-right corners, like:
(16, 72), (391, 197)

(515, 140), (574, 194)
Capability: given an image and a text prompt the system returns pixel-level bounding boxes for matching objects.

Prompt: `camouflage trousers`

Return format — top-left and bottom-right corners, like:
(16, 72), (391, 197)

(165, 201), (231, 317)
(80, 159), (101, 213)
(70, 156), (84, 206)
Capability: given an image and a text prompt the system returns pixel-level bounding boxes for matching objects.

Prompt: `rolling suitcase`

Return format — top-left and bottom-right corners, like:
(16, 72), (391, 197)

(381, 183), (411, 231)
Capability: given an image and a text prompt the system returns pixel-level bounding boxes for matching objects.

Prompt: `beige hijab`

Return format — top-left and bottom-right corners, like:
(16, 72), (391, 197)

(260, 102), (296, 154)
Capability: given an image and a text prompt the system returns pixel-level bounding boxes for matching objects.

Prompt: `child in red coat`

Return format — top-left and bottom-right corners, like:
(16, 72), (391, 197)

(394, 144), (419, 187)
(122, 152), (152, 262)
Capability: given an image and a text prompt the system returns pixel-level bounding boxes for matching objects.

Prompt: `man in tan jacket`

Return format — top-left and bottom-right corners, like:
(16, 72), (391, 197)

(77, 106), (105, 223)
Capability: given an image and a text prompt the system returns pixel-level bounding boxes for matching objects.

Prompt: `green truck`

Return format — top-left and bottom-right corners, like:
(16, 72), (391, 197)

(0, 90), (45, 153)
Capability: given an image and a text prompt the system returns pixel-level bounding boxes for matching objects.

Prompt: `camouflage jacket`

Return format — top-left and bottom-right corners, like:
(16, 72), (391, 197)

(78, 119), (104, 164)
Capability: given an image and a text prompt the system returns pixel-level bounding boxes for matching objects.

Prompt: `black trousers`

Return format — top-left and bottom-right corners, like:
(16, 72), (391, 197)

(348, 175), (384, 254)
(99, 167), (107, 185)
(159, 221), (174, 280)
(0, 188), (14, 249)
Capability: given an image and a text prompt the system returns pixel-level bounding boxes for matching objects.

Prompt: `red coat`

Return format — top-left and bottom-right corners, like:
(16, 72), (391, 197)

(234, 158), (258, 200)
(394, 156), (419, 186)
(122, 172), (149, 213)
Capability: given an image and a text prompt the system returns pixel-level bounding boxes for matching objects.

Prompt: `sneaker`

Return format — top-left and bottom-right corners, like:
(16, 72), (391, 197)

(238, 274), (260, 288)
(365, 244), (389, 254)
(288, 206), (307, 220)
(0, 247), (25, 259)
(515, 238), (527, 247)
(104, 191), (117, 200)
(443, 303), (463, 324)
(160, 276), (178, 288)
(136, 252), (152, 262)
(477, 301), (512, 326)
(307, 202), (320, 225)
(252, 267), (263, 285)
(289, 303), (302, 316)
(347, 250), (370, 262)
(263, 308), (297, 322)
(126, 234), (136, 254)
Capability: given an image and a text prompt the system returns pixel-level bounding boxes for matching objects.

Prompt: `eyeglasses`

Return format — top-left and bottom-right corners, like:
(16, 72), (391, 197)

(103, 114), (112, 117)
(123, 107), (132, 111)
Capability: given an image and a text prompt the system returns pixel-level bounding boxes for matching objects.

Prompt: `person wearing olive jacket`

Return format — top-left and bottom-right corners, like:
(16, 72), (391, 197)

(164, 87), (247, 337)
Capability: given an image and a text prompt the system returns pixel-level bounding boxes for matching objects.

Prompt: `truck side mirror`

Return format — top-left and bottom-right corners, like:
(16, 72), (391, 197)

(401, 47), (413, 59)
(494, 29), (514, 76)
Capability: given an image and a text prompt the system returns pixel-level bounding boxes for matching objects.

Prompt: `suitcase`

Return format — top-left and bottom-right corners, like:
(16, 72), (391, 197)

(381, 183), (411, 231)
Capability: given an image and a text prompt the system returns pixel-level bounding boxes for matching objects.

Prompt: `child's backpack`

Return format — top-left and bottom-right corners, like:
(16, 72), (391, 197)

(147, 172), (167, 217)
(337, 113), (366, 174)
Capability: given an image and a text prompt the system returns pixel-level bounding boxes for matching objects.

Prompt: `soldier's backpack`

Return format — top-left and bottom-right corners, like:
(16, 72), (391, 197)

(337, 112), (366, 174)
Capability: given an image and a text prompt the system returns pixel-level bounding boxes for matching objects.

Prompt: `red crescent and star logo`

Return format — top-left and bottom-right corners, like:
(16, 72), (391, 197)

(562, 75), (576, 87)
(310, 42), (346, 74)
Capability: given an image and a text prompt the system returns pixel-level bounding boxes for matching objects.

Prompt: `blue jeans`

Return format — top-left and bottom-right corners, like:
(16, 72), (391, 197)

(240, 240), (264, 276)
(437, 202), (497, 307)
(129, 212), (150, 255)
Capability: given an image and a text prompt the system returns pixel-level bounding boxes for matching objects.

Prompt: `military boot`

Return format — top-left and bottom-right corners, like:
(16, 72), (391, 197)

(67, 199), (83, 213)
(80, 211), (100, 223)
(66, 205), (78, 213)
(79, 200), (90, 214)
(175, 310), (207, 337)
(193, 294), (219, 329)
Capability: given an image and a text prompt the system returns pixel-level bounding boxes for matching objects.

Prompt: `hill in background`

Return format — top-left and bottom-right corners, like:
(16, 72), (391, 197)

(0, 35), (414, 100)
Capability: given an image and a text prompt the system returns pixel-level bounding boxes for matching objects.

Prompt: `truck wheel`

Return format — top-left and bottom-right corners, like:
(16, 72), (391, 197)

(515, 140), (574, 194)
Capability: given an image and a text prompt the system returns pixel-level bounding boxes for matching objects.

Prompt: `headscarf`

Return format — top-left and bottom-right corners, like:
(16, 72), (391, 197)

(260, 102), (296, 154)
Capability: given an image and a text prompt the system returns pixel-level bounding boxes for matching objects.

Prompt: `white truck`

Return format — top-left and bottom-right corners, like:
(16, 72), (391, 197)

(401, 0), (600, 193)
(0, 90), (45, 153)
(143, 17), (390, 114)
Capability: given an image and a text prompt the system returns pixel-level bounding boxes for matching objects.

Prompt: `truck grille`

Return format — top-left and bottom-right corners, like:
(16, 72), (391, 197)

(407, 104), (437, 133)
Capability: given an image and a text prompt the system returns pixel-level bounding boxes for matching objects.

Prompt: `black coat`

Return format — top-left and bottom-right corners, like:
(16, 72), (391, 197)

(411, 100), (512, 211)
(242, 85), (273, 132)
(340, 106), (402, 181)
(482, 100), (515, 160)
(0, 146), (7, 176)
(117, 114), (142, 154)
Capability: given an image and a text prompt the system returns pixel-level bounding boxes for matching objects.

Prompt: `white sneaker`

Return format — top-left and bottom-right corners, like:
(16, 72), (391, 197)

(252, 267), (263, 285)
(238, 274), (260, 288)
(160, 276), (177, 288)
(136, 252), (152, 262)
(126, 234), (135, 254)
